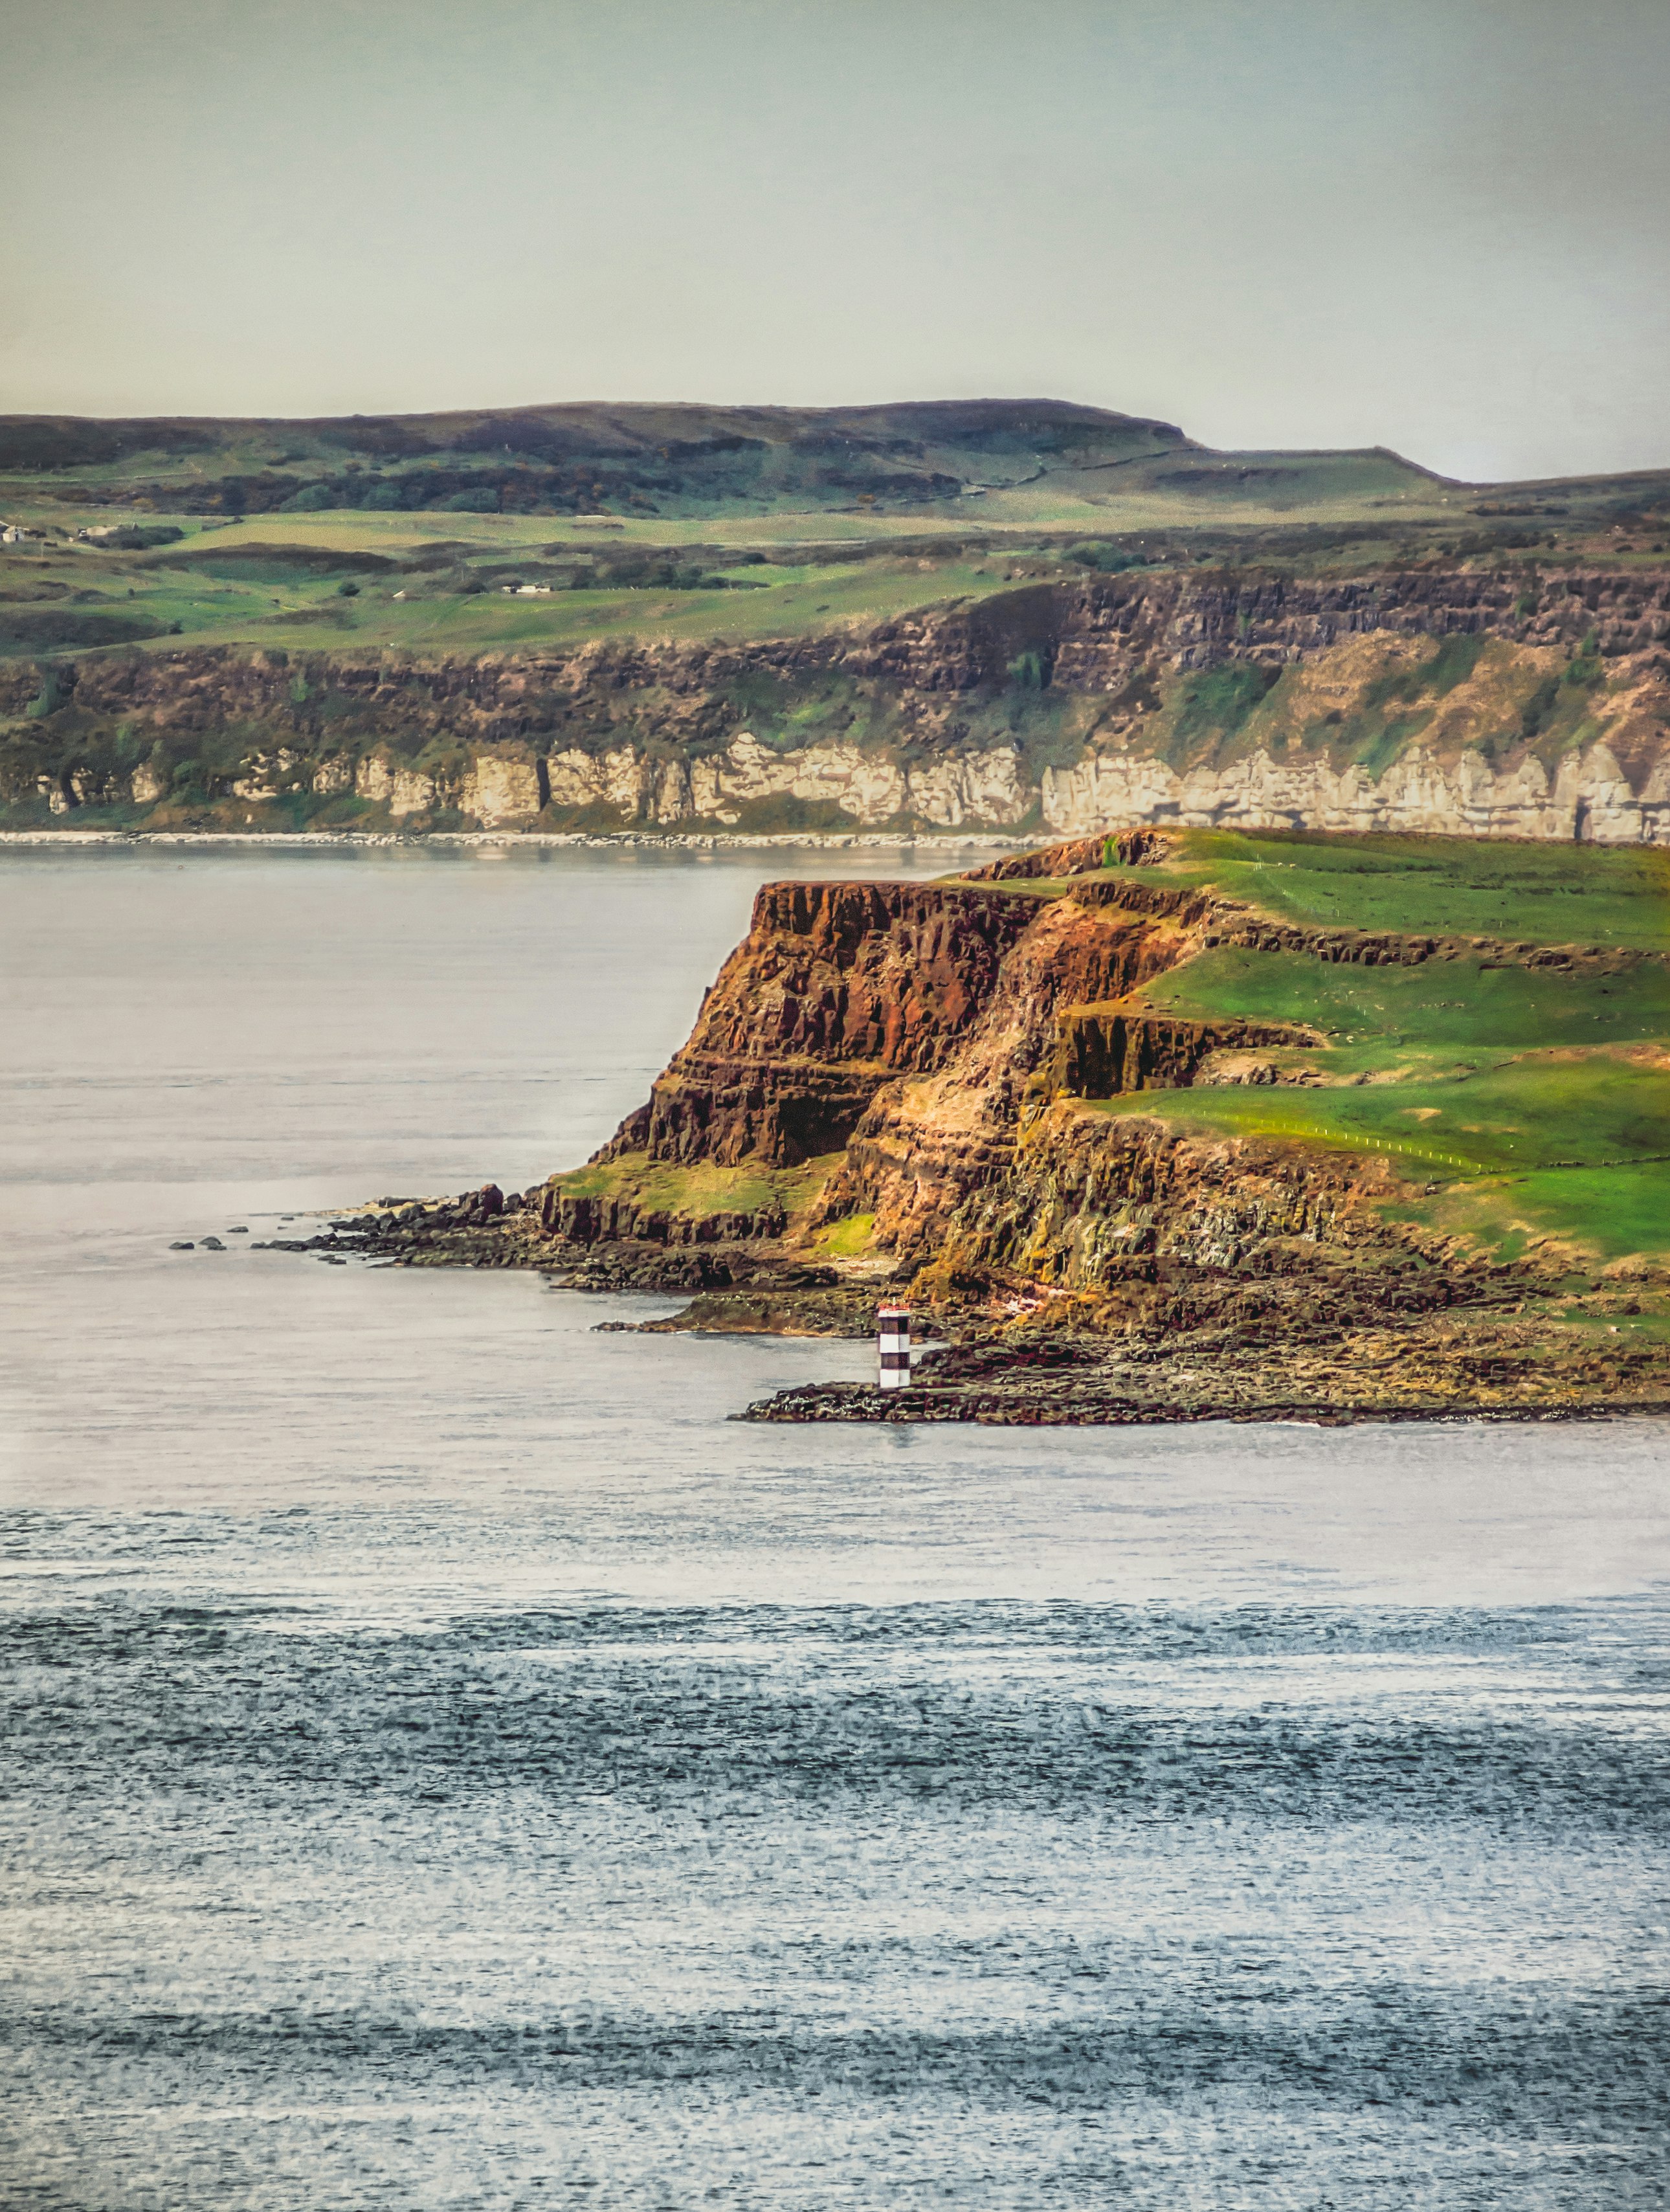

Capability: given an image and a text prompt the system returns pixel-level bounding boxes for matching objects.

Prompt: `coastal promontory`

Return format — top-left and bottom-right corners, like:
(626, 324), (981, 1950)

(333, 825), (1670, 1424)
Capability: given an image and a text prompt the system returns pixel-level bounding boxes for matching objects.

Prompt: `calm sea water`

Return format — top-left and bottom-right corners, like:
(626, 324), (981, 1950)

(1, 845), (1667, 2211)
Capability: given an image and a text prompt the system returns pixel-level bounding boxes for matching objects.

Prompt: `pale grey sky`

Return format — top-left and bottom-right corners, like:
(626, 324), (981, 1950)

(3, 0), (1667, 482)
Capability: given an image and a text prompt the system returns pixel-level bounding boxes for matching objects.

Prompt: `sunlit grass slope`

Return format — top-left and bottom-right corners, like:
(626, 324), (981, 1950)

(549, 1153), (840, 1223)
(1085, 827), (1670, 952)
(1064, 831), (1670, 1266)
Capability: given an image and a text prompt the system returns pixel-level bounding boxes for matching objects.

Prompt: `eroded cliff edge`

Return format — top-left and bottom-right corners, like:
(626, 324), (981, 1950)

(329, 827), (1670, 1424)
(8, 566), (1670, 843)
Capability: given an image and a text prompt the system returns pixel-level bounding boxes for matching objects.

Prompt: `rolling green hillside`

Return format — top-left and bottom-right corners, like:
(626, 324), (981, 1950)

(5, 397), (1667, 676)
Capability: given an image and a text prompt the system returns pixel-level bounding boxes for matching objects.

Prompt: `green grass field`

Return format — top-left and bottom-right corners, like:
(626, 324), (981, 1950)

(1381, 1161), (1670, 1269)
(1054, 832), (1670, 1265)
(6, 397), (1668, 680)
(1105, 1051), (1666, 1179)
(1066, 827), (1670, 952)
(1139, 943), (1670, 1058)
(5, 472), (1667, 669)
(548, 1152), (840, 1222)
(0, 510), (1054, 660)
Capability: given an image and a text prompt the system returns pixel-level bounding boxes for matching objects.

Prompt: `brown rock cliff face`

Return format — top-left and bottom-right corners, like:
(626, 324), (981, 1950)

(1047, 566), (1670, 678)
(8, 565), (1665, 735)
(539, 1191), (788, 1246)
(594, 870), (1208, 1250)
(1042, 1009), (1313, 1099)
(598, 881), (1041, 1169)
(814, 895), (1199, 1254)
(927, 1104), (1460, 1333)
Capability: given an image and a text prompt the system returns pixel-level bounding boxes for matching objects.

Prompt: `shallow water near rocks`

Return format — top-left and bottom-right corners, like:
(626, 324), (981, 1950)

(1, 845), (1667, 2210)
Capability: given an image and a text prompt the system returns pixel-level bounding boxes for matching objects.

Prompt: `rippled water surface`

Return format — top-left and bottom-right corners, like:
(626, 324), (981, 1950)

(2, 846), (1667, 2210)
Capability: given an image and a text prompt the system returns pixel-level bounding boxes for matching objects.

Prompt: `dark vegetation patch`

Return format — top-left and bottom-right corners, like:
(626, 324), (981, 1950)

(1364, 632), (1486, 709)
(0, 609), (175, 654)
(473, 552), (770, 594)
(400, 540), (492, 570)
(150, 542), (398, 579)
(0, 418), (217, 471)
(1065, 542), (1152, 573)
(1512, 636), (1607, 763)
(1166, 661), (1284, 763)
(0, 577), (72, 604)
(87, 524), (184, 552)
(968, 585), (1062, 686)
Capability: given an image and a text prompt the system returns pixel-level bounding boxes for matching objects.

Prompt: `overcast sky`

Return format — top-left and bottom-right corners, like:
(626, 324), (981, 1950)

(3, 0), (1667, 482)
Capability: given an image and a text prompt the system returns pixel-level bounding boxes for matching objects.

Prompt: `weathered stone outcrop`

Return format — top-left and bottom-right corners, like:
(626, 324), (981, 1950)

(1039, 1009), (1315, 1099)
(807, 891), (1203, 1251)
(1037, 734), (1670, 845)
(537, 1190), (788, 1246)
(961, 829), (1172, 880)
(931, 1104), (1427, 1307)
(597, 880), (1044, 1168)
(1049, 565), (1670, 678)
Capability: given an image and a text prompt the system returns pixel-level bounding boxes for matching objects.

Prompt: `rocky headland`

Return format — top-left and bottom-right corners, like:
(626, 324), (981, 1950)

(319, 826), (1670, 1424)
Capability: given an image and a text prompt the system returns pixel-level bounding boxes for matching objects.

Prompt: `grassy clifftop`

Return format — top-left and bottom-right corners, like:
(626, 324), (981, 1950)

(1047, 826), (1670, 948)
(988, 829), (1670, 1273)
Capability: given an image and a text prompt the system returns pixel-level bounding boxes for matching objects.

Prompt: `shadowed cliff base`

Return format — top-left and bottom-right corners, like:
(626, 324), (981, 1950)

(321, 825), (1670, 1424)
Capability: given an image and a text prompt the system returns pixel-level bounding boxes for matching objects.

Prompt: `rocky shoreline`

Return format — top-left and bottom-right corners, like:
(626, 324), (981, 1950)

(739, 1382), (1670, 1427)
(279, 1182), (1670, 1429)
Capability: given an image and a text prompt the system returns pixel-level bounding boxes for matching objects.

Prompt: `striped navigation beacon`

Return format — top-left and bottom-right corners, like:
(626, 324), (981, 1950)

(877, 1302), (913, 1391)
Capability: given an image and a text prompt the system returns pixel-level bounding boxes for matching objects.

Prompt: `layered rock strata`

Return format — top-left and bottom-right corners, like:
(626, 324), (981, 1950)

(8, 564), (1670, 840)
(594, 880), (1046, 1170)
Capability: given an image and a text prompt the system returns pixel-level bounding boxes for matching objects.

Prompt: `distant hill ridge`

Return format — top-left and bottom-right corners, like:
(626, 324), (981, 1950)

(0, 397), (1476, 520)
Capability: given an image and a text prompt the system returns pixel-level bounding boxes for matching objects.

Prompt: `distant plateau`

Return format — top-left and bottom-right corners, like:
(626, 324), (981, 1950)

(3, 397), (1669, 846)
